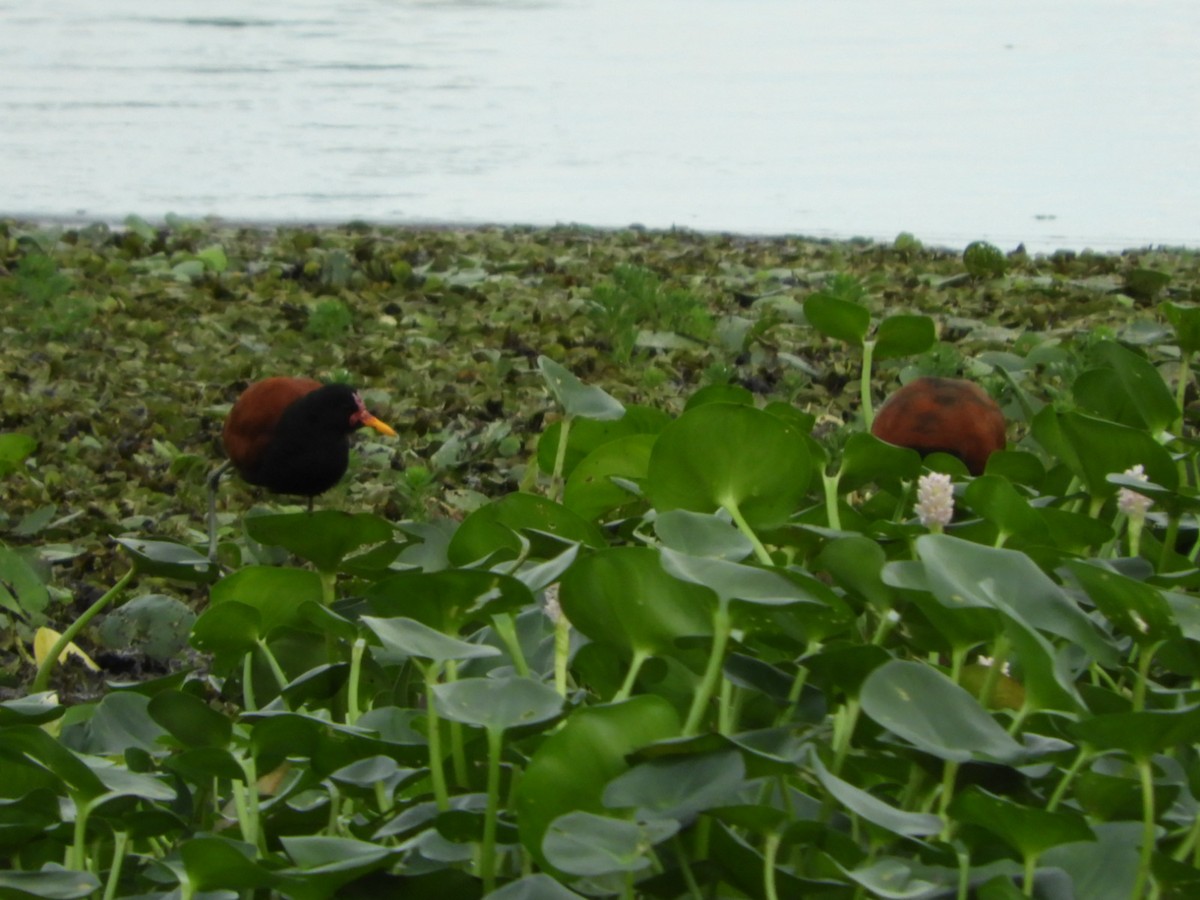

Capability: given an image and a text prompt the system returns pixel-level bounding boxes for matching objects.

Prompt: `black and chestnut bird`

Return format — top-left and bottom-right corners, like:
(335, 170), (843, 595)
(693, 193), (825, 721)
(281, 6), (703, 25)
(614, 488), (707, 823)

(208, 377), (397, 554)
(871, 377), (1006, 476)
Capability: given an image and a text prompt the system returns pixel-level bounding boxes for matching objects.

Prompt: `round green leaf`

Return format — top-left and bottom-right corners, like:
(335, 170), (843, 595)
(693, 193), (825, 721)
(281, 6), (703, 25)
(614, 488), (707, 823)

(645, 403), (812, 529)
(209, 566), (324, 635)
(365, 568), (534, 635)
(447, 493), (606, 565)
(808, 748), (942, 838)
(860, 660), (1028, 764)
(244, 510), (393, 573)
(1073, 341), (1178, 435)
(559, 546), (715, 657)
(654, 509), (754, 561)
(189, 600), (263, 661)
(873, 314), (936, 361)
(514, 697), (681, 873)
(949, 786), (1094, 858)
(1064, 560), (1180, 647)
(542, 811), (678, 877)
(114, 537), (218, 584)
(961, 475), (1047, 542)
(602, 749), (746, 820)
(431, 676), (563, 733)
(563, 433), (655, 520)
(803, 293), (870, 346)
(362, 615), (502, 665)
(538, 356), (625, 420)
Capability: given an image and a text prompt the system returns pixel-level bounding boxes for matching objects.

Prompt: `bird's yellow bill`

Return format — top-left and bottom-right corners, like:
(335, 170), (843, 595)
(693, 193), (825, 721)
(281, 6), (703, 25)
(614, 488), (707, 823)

(362, 414), (397, 437)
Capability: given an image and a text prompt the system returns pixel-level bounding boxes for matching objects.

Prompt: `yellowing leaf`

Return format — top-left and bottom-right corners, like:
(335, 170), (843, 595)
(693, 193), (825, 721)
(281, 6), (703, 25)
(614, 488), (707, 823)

(33, 627), (100, 671)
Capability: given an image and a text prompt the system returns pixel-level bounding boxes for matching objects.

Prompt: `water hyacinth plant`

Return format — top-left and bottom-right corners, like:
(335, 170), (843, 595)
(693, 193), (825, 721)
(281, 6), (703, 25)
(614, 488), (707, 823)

(2, 219), (1200, 899)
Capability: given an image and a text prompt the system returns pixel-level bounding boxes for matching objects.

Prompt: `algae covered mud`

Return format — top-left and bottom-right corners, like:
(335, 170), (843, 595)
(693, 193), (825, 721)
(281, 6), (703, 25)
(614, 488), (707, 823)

(2, 216), (1196, 563)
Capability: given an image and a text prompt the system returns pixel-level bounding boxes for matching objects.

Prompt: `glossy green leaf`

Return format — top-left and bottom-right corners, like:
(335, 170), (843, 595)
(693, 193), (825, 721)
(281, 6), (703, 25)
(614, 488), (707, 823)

(1063, 560), (1179, 647)
(180, 835), (279, 891)
(0, 866), (100, 899)
(815, 536), (893, 611)
(447, 493), (605, 565)
(431, 676), (562, 733)
(602, 749), (746, 820)
(860, 660), (1028, 763)
(837, 432), (922, 490)
(950, 786), (1094, 857)
(874, 314), (936, 361)
(685, 383), (754, 409)
(0, 547), (48, 619)
(277, 836), (398, 900)
(209, 566), (324, 634)
(244, 510), (393, 573)
(1072, 341), (1178, 434)
(485, 873), (587, 900)
(0, 692), (62, 727)
(559, 546), (715, 656)
(515, 697), (681, 872)
(189, 600), (262, 661)
(543, 811), (678, 876)
(562, 433), (654, 520)
(365, 568), (533, 634)
(536, 405), (668, 476)
(646, 402), (811, 528)
(362, 616), (502, 665)
(808, 748), (942, 837)
(1068, 704), (1200, 760)
(915, 534), (1115, 665)
(1032, 408), (1177, 496)
(114, 537), (218, 584)
(1163, 302), (1200, 354)
(538, 356), (625, 420)
(655, 509), (754, 561)
(961, 475), (1047, 541)
(147, 690), (233, 750)
(1041, 821), (1141, 900)
(65, 692), (168, 755)
(804, 292), (870, 346)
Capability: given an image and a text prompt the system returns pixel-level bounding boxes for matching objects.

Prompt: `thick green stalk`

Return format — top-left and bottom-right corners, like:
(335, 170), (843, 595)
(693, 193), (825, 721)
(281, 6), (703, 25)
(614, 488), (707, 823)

(1133, 757), (1157, 900)
(762, 831), (782, 900)
(480, 727), (505, 893)
(346, 637), (366, 726)
(722, 499), (772, 565)
(613, 648), (650, 703)
(551, 415), (573, 502)
(421, 664), (451, 811)
(860, 340), (877, 429)
(683, 605), (733, 736)
(33, 567), (134, 693)
(822, 472), (843, 531)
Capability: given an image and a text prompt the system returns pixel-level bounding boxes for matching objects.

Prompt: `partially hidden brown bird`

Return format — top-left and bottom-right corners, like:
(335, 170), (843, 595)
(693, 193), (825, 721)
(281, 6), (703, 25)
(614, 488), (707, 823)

(871, 377), (1005, 475)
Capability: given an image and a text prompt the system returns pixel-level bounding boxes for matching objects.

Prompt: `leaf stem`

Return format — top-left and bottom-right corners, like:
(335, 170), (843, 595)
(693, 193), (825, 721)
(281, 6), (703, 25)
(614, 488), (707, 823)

(860, 340), (877, 429)
(421, 663), (451, 811)
(722, 499), (772, 566)
(683, 605), (732, 736)
(1133, 756), (1157, 900)
(614, 648), (649, 703)
(480, 727), (504, 893)
(33, 566), (135, 693)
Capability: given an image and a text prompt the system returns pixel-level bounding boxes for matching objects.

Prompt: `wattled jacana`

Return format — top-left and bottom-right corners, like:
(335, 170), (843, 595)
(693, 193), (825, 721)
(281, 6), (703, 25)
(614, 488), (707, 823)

(207, 377), (397, 556)
(871, 377), (1005, 476)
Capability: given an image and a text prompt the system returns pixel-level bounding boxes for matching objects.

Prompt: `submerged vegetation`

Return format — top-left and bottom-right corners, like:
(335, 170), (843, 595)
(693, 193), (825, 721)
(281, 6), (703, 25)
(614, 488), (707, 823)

(2, 216), (1200, 898)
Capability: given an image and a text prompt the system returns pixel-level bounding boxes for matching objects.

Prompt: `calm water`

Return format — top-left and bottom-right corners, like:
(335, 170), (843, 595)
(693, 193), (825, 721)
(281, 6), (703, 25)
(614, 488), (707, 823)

(2, 0), (1198, 252)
